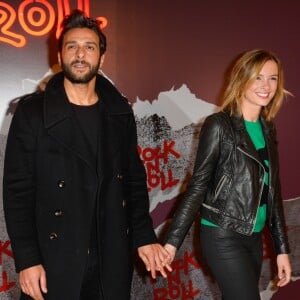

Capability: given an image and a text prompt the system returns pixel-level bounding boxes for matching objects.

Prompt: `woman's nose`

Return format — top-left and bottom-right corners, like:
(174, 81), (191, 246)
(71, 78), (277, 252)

(260, 78), (270, 90)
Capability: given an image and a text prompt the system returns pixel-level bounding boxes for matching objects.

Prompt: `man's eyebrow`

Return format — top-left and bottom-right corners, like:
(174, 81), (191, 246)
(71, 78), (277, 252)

(85, 41), (98, 46)
(64, 41), (98, 45)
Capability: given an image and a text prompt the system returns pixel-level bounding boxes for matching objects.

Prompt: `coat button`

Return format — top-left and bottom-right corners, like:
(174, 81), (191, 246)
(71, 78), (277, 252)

(117, 174), (123, 181)
(49, 232), (58, 240)
(57, 180), (65, 188)
(54, 210), (63, 217)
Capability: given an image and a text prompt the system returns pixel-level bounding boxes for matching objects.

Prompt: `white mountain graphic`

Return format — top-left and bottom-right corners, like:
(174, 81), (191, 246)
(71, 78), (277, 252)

(133, 84), (218, 130)
(133, 84), (219, 212)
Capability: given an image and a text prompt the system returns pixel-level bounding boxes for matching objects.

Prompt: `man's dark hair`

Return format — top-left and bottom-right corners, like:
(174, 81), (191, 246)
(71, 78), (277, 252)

(58, 9), (106, 54)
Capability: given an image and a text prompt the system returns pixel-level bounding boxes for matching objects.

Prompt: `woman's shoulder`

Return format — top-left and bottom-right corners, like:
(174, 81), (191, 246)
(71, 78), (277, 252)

(205, 110), (232, 128)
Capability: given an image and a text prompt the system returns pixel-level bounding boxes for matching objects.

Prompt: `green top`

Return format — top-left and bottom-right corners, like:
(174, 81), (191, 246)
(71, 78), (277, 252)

(201, 119), (268, 233)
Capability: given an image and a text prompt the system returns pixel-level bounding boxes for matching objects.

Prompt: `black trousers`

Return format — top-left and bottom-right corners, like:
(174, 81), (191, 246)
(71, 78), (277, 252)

(200, 225), (263, 300)
(80, 248), (103, 300)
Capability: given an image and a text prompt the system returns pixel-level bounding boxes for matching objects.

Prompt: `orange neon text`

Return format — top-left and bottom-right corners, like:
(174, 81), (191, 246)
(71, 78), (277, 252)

(0, 0), (108, 48)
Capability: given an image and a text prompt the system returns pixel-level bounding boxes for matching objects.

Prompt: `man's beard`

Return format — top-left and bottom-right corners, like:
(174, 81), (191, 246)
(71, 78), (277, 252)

(61, 59), (100, 84)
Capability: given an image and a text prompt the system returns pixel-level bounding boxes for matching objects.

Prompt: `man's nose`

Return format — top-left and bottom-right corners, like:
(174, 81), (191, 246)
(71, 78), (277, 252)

(75, 46), (85, 58)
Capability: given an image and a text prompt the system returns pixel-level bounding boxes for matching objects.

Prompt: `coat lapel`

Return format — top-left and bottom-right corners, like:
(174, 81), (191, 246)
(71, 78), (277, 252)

(43, 72), (96, 173)
(260, 117), (277, 177)
(230, 113), (263, 164)
(43, 72), (133, 178)
(96, 79), (132, 179)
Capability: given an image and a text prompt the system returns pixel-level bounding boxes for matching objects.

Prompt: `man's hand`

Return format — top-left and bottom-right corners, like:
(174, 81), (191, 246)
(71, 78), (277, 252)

(138, 243), (172, 279)
(19, 264), (47, 300)
(276, 253), (292, 287)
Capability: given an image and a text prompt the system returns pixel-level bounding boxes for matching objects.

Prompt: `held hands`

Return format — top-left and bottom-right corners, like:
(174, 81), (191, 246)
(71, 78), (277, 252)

(164, 243), (177, 263)
(19, 264), (47, 300)
(138, 243), (173, 279)
(276, 253), (292, 287)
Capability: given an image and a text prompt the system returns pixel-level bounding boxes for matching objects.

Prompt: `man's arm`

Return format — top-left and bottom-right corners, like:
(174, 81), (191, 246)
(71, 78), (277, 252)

(3, 98), (45, 293)
(124, 113), (171, 277)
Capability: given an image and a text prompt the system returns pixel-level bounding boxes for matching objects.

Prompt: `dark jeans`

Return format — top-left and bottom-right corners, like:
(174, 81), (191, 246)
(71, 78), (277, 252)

(200, 225), (263, 300)
(80, 248), (103, 300)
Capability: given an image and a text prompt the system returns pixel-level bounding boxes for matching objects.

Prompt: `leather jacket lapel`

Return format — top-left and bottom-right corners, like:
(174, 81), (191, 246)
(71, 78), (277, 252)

(230, 113), (263, 165)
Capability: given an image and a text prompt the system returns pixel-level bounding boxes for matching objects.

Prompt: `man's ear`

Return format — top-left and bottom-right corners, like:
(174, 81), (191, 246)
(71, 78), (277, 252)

(100, 54), (105, 69)
(57, 52), (61, 67)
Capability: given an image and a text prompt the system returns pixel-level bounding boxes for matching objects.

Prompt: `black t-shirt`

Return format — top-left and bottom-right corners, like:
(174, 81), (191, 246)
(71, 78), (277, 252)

(70, 100), (100, 164)
(70, 100), (103, 251)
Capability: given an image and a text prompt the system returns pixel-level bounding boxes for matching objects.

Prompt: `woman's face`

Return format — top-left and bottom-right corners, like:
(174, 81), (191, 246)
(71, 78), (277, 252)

(241, 60), (278, 116)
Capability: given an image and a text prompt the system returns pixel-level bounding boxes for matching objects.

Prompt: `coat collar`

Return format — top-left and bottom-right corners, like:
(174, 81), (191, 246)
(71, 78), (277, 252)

(44, 72), (132, 129)
(228, 110), (274, 138)
(43, 72), (132, 175)
(226, 111), (275, 165)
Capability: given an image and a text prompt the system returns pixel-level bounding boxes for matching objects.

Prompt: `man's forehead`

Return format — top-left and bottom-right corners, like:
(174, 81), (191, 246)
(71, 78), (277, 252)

(63, 28), (99, 43)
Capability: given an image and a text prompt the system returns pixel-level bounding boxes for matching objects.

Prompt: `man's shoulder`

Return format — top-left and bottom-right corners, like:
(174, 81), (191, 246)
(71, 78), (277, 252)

(96, 74), (132, 114)
(18, 91), (44, 105)
(14, 91), (45, 117)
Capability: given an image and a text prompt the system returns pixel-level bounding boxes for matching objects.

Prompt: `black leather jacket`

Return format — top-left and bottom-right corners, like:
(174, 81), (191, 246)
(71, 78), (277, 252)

(165, 111), (289, 255)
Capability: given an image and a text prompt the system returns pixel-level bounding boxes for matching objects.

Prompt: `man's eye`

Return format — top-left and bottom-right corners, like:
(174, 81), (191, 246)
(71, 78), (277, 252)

(87, 45), (95, 51)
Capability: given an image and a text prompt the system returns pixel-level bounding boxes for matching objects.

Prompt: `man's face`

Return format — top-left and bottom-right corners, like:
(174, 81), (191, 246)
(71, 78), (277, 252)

(59, 28), (101, 84)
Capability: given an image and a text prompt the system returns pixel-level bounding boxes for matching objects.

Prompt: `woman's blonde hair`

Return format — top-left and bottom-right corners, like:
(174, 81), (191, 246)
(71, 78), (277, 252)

(221, 49), (289, 121)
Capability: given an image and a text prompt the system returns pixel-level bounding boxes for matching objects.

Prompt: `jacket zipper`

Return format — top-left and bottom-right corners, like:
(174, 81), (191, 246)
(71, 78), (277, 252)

(267, 158), (273, 227)
(237, 146), (266, 234)
(214, 174), (228, 199)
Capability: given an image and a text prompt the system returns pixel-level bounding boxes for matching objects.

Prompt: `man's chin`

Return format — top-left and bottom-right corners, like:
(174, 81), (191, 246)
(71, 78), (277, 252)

(65, 73), (95, 84)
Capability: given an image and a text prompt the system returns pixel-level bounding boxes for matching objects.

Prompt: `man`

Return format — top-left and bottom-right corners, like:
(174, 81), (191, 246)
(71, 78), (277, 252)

(3, 9), (170, 300)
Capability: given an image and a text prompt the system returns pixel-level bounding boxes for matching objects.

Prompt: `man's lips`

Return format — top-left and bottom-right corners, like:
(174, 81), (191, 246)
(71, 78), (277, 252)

(72, 61), (89, 69)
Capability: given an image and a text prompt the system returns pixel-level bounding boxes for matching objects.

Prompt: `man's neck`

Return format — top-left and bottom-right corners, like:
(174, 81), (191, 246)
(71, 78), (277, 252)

(64, 77), (98, 106)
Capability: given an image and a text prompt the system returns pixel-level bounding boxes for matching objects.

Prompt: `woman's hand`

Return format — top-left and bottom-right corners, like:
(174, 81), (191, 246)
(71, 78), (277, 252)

(164, 243), (177, 264)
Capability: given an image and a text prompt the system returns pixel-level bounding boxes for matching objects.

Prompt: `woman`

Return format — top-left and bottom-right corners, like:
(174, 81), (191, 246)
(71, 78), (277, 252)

(164, 49), (292, 300)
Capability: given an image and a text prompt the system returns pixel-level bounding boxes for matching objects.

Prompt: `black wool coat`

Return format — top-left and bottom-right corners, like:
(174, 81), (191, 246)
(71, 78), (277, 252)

(3, 72), (157, 300)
